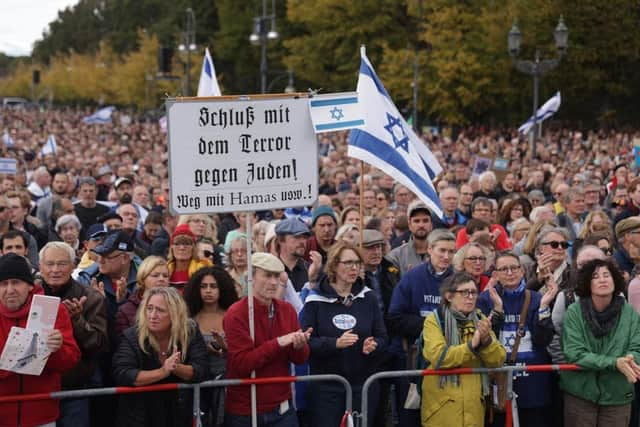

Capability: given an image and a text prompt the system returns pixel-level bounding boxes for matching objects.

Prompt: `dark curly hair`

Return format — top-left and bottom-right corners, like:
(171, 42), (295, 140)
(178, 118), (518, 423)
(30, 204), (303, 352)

(183, 266), (239, 316)
(574, 258), (626, 299)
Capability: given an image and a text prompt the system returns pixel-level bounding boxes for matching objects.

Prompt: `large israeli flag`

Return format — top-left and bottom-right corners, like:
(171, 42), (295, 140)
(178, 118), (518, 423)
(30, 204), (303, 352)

(40, 134), (57, 157)
(348, 46), (444, 219)
(83, 106), (115, 124)
(518, 91), (561, 135)
(197, 47), (222, 97)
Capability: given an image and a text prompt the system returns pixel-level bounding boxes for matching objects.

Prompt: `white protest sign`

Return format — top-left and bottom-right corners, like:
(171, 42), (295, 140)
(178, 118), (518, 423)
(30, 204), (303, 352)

(166, 96), (318, 214)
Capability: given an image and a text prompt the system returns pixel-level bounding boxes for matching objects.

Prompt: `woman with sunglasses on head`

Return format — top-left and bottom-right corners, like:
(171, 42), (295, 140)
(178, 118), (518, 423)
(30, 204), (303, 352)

(167, 224), (212, 293)
(421, 272), (505, 426)
(560, 259), (640, 427)
(184, 267), (239, 427)
(526, 228), (572, 299)
(478, 251), (557, 427)
(300, 241), (387, 427)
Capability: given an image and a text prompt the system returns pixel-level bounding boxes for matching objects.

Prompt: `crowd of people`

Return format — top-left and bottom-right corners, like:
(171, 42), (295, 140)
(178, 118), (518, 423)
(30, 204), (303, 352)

(2, 105), (640, 427)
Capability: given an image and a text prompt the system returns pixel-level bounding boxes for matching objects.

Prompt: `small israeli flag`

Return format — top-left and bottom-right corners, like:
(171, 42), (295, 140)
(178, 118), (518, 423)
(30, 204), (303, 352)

(308, 92), (365, 133)
(83, 106), (115, 124)
(40, 134), (57, 157)
(2, 130), (15, 147)
(197, 48), (222, 97)
(518, 91), (561, 135)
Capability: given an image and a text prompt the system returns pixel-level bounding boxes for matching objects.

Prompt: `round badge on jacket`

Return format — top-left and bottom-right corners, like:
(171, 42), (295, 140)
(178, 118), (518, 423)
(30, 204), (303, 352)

(332, 314), (357, 330)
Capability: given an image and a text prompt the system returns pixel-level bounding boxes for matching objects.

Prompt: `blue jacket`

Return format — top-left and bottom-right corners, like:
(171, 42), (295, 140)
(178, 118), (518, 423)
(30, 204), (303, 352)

(387, 262), (452, 354)
(300, 276), (387, 385)
(477, 281), (554, 408)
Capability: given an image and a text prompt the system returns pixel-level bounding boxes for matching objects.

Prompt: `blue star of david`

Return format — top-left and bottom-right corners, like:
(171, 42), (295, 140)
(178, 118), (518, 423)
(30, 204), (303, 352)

(329, 107), (344, 121)
(504, 334), (516, 350)
(384, 113), (409, 152)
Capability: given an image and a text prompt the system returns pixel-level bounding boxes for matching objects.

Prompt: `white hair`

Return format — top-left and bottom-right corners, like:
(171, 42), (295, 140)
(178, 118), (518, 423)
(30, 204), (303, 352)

(39, 241), (76, 264)
(55, 214), (81, 233)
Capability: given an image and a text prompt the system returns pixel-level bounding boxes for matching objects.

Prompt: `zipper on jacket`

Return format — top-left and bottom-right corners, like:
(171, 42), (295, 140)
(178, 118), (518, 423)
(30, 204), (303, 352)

(15, 318), (22, 427)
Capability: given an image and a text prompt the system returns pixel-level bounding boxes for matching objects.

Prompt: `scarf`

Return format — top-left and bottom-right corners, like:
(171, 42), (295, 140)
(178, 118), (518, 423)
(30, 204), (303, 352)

(440, 305), (490, 396)
(580, 295), (625, 338)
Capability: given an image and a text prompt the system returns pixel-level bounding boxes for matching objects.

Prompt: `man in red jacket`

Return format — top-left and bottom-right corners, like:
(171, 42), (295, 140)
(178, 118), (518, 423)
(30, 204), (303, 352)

(224, 252), (311, 426)
(0, 253), (80, 427)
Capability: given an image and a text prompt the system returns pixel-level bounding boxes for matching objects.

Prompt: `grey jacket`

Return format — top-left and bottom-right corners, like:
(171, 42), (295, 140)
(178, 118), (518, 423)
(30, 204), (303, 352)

(385, 238), (426, 276)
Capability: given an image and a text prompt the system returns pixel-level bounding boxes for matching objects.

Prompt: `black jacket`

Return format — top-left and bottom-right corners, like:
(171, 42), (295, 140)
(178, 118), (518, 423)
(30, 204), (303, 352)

(112, 323), (209, 427)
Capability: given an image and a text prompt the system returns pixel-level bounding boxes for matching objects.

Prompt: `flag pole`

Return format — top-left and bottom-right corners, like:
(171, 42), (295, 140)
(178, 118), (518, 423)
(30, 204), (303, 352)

(359, 161), (365, 250)
(246, 212), (257, 427)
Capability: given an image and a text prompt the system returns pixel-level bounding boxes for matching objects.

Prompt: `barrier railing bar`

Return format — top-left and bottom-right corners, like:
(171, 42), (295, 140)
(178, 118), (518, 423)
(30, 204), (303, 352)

(359, 364), (581, 427)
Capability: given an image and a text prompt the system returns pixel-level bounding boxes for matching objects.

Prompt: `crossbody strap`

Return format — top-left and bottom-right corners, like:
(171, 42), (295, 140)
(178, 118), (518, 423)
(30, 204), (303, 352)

(509, 289), (531, 363)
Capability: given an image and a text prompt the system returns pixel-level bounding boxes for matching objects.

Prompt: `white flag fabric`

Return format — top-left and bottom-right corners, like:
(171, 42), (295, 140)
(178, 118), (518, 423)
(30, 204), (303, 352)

(518, 91), (561, 134)
(83, 106), (115, 124)
(308, 92), (365, 133)
(2, 131), (15, 147)
(40, 134), (57, 157)
(197, 48), (222, 97)
(348, 46), (444, 219)
(159, 115), (167, 134)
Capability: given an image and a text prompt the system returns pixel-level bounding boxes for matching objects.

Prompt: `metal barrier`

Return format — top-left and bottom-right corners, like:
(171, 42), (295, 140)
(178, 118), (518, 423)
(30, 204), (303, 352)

(358, 364), (581, 427)
(0, 373), (352, 427)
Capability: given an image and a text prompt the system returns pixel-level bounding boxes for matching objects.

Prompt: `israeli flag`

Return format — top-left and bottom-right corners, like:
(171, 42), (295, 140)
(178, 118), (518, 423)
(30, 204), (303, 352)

(197, 47), (222, 97)
(40, 134), (57, 157)
(348, 46), (444, 219)
(308, 92), (365, 133)
(83, 106), (115, 124)
(518, 91), (561, 135)
(2, 130), (15, 147)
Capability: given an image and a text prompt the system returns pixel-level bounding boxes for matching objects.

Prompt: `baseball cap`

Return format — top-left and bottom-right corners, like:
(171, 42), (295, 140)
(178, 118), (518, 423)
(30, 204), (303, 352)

(92, 230), (134, 255)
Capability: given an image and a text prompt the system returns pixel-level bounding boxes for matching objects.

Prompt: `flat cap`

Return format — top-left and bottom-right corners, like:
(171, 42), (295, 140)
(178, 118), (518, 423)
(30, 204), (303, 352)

(275, 218), (310, 236)
(362, 230), (385, 247)
(616, 217), (640, 240)
(251, 252), (284, 273)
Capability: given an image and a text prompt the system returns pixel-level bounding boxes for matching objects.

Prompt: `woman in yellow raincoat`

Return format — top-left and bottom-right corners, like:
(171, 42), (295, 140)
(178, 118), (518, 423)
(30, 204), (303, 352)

(422, 272), (506, 426)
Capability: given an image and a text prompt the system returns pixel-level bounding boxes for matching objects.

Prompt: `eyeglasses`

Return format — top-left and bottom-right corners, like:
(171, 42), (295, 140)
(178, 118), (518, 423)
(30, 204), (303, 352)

(496, 265), (521, 273)
(541, 241), (569, 249)
(102, 252), (123, 260)
(465, 256), (486, 263)
(454, 289), (478, 298)
(600, 247), (613, 256)
(338, 260), (362, 268)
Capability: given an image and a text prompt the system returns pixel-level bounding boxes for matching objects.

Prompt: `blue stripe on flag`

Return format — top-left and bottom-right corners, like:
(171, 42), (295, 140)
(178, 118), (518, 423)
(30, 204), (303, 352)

(315, 120), (365, 131)
(359, 60), (391, 100)
(310, 97), (358, 107)
(204, 59), (212, 78)
(350, 128), (441, 205)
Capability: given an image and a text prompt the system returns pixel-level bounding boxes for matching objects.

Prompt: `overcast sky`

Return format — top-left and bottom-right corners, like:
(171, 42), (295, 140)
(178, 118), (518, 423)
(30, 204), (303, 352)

(0, 0), (80, 57)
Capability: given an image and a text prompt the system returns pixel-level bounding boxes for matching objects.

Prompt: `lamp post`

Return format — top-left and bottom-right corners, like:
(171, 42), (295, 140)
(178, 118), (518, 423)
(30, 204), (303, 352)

(178, 8), (197, 96)
(250, 0), (279, 93)
(508, 16), (568, 158)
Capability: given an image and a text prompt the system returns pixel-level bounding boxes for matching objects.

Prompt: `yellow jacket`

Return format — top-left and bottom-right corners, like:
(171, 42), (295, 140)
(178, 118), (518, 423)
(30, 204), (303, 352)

(421, 310), (506, 427)
(167, 258), (212, 278)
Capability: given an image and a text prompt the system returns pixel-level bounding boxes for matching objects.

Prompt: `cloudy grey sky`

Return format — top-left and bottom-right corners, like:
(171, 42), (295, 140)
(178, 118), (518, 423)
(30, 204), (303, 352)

(0, 0), (79, 57)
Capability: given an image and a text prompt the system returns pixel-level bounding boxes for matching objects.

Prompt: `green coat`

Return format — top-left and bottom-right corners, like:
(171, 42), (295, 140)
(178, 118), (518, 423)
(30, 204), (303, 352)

(560, 301), (640, 405)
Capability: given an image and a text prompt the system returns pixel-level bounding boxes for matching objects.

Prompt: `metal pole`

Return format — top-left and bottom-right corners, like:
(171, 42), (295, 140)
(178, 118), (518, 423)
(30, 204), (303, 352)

(192, 383), (202, 427)
(246, 212), (257, 427)
(260, 0), (268, 94)
(186, 48), (191, 96)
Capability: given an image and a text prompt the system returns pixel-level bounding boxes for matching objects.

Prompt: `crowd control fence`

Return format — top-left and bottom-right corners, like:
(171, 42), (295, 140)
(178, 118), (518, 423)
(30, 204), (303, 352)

(0, 373), (353, 427)
(357, 364), (581, 427)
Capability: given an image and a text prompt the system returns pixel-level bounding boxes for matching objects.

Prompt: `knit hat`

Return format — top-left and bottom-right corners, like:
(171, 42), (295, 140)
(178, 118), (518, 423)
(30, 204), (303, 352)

(0, 253), (34, 285)
(171, 223), (196, 245)
(311, 205), (337, 227)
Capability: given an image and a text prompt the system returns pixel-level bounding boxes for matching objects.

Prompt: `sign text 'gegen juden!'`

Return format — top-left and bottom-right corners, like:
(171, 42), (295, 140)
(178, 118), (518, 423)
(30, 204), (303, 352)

(167, 97), (318, 214)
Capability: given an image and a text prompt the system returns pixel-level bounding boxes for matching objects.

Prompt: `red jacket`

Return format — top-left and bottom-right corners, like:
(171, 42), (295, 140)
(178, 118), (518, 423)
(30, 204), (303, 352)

(0, 286), (81, 427)
(456, 223), (512, 251)
(224, 297), (309, 416)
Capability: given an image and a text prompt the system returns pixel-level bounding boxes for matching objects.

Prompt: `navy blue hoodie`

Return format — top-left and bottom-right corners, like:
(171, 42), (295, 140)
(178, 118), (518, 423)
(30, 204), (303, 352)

(300, 276), (388, 385)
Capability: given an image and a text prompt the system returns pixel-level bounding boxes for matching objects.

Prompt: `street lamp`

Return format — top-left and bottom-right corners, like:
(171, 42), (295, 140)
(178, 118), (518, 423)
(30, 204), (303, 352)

(508, 16), (568, 158)
(178, 8), (197, 96)
(250, 0), (279, 93)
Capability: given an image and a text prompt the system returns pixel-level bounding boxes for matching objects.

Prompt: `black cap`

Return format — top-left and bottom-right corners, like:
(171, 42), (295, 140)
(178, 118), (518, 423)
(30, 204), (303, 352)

(92, 230), (134, 255)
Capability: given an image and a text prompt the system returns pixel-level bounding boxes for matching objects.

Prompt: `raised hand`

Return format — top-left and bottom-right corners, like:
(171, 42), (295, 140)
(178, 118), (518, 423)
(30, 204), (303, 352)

(163, 348), (181, 375)
(362, 337), (378, 355)
(308, 251), (322, 285)
(488, 287), (503, 312)
(115, 276), (128, 302)
(90, 277), (105, 297)
(47, 329), (63, 353)
(336, 329), (358, 349)
(62, 296), (87, 319)
(540, 275), (559, 309)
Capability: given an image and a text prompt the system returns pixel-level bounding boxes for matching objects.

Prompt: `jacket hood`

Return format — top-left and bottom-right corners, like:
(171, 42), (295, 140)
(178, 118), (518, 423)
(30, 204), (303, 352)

(307, 275), (369, 303)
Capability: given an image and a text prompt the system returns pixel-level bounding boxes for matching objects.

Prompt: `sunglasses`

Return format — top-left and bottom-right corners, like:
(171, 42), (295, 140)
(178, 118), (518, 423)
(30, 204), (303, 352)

(541, 241), (570, 249)
(0, 206), (5, 213)
(600, 247), (613, 256)
(203, 250), (215, 259)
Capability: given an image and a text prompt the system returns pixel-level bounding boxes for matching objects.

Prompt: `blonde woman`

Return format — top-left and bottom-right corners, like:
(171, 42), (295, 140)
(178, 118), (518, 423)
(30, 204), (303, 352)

(167, 224), (212, 291)
(112, 287), (209, 427)
(115, 256), (169, 337)
(577, 210), (613, 241)
(335, 223), (360, 246)
(225, 233), (252, 297)
(452, 242), (492, 291)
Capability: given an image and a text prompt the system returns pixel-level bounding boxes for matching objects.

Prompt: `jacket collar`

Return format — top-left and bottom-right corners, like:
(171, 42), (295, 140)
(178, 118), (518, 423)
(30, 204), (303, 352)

(0, 284), (44, 319)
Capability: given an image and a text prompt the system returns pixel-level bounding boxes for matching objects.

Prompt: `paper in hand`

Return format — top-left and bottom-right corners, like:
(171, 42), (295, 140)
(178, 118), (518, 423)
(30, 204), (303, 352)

(26, 295), (60, 332)
(0, 326), (51, 375)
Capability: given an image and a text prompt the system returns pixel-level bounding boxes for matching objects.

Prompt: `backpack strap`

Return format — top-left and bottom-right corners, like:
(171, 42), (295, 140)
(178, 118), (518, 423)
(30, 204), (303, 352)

(509, 289), (531, 363)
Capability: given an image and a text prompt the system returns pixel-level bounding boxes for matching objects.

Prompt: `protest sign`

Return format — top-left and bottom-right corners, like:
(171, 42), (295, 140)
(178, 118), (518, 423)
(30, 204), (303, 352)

(166, 95), (318, 214)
